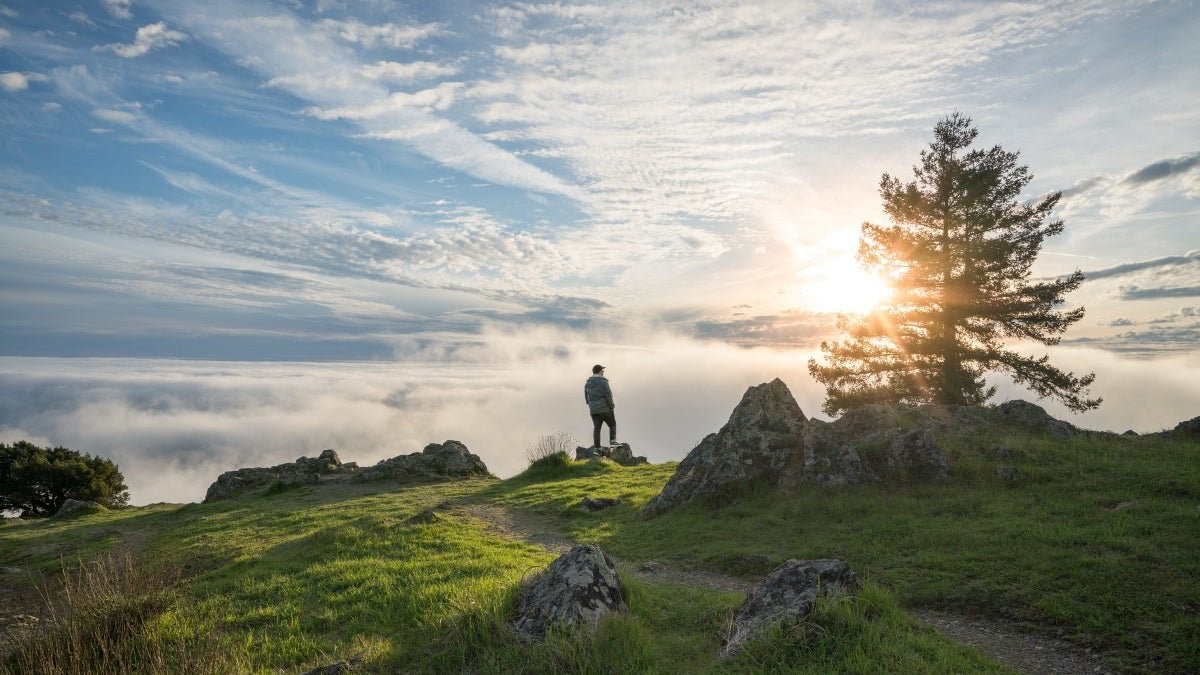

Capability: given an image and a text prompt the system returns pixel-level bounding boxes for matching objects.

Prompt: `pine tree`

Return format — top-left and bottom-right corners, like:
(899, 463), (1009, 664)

(808, 113), (1100, 415)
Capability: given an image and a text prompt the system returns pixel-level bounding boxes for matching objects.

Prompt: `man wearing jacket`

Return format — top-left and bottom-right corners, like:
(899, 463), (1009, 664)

(584, 364), (616, 449)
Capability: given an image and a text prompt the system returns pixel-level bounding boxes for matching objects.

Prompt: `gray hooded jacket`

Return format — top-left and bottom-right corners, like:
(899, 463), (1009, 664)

(584, 375), (614, 414)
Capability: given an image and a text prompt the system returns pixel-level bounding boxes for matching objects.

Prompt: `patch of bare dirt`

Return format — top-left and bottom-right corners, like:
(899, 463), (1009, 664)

(912, 609), (1112, 675)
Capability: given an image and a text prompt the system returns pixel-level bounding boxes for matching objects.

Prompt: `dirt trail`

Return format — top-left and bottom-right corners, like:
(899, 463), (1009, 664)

(458, 501), (1112, 675)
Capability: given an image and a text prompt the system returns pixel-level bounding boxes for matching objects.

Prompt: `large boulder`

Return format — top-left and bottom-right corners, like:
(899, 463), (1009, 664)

(642, 378), (806, 516)
(783, 405), (951, 488)
(643, 379), (951, 516)
(353, 440), (489, 482)
(54, 499), (105, 518)
(721, 559), (859, 657)
(992, 400), (1077, 436)
(204, 448), (345, 502)
(509, 544), (627, 641)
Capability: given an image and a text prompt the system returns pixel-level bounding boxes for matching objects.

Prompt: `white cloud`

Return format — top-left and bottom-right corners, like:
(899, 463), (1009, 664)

(317, 18), (443, 49)
(0, 71), (47, 91)
(0, 27), (9, 44)
(97, 21), (188, 58)
(2, 333), (1194, 505)
(92, 107), (139, 124)
(153, 1), (582, 199)
(308, 82), (465, 119)
(102, 0), (133, 20)
(359, 60), (459, 83)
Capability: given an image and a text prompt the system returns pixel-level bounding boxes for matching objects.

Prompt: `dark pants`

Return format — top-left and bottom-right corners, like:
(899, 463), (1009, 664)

(591, 411), (616, 447)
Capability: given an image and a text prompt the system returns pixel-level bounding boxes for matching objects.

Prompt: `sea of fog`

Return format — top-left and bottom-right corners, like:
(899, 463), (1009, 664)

(2, 334), (1198, 505)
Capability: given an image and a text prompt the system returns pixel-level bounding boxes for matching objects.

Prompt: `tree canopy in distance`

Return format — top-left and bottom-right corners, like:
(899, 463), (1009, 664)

(808, 113), (1100, 416)
(0, 441), (129, 517)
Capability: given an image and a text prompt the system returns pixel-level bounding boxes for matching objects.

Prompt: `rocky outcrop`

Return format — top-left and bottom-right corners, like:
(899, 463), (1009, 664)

(509, 544), (627, 641)
(1171, 415), (1200, 438)
(992, 400), (1078, 436)
(643, 379), (951, 516)
(721, 559), (859, 657)
(574, 443), (648, 465)
(204, 442), (489, 502)
(353, 440), (489, 482)
(204, 449), (346, 502)
(643, 379), (806, 516)
(783, 405), (951, 488)
(54, 499), (104, 518)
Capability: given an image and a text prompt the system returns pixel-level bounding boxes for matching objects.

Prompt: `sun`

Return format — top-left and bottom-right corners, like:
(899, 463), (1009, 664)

(802, 259), (894, 315)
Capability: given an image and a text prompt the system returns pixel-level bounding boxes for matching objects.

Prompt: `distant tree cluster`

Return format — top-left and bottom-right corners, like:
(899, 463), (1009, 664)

(0, 441), (129, 517)
(809, 113), (1100, 415)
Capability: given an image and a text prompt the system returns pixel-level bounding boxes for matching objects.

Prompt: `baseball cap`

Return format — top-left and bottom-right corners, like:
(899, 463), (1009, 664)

(592, 364), (605, 374)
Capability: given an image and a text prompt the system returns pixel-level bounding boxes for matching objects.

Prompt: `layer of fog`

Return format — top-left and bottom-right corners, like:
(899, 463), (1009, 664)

(2, 328), (1197, 505)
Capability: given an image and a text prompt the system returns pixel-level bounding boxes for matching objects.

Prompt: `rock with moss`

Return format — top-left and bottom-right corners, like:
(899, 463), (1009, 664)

(991, 399), (1077, 436)
(204, 448), (345, 502)
(510, 544), (627, 641)
(721, 559), (859, 657)
(353, 440), (489, 482)
(642, 378), (807, 516)
(53, 499), (106, 518)
(1171, 415), (1200, 438)
(785, 405), (951, 488)
(643, 379), (951, 516)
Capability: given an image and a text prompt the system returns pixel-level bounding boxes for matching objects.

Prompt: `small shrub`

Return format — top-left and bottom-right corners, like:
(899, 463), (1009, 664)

(524, 432), (577, 467)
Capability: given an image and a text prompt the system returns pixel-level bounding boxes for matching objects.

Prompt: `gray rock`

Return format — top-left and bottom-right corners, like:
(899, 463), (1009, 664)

(993, 400), (1077, 436)
(574, 443), (647, 465)
(579, 496), (620, 512)
(54, 499), (103, 517)
(644, 380), (951, 516)
(404, 509), (439, 525)
(353, 440), (489, 482)
(300, 654), (362, 675)
(995, 466), (1019, 482)
(510, 544), (627, 641)
(643, 379), (807, 516)
(721, 559), (859, 657)
(204, 448), (346, 502)
(1172, 416), (1200, 437)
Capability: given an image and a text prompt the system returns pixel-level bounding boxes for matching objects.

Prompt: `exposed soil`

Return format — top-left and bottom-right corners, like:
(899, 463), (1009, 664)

(459, 500), (1115, 675)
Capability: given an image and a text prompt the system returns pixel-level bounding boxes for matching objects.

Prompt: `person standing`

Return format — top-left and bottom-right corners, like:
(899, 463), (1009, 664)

(584, 364), (616, 448)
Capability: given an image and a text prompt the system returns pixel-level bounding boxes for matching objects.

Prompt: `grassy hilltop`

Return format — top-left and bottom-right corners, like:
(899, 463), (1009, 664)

(1, 424), (1198, 674)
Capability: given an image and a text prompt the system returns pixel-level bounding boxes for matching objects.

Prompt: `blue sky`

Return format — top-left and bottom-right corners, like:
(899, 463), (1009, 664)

(2, 0), (1197, 358)
(2, 1), (1200, 501)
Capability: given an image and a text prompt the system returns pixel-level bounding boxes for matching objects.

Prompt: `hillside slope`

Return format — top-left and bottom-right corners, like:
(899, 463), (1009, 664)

(1, 426), (1197, 673)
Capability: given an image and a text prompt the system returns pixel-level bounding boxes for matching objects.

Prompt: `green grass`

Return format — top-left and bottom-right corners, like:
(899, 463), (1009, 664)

(1, 428), (1196, 673)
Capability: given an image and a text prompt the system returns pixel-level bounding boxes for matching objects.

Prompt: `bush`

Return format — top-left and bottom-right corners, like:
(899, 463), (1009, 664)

(0, 441), (129, 517)
(524, 432), (576, 467)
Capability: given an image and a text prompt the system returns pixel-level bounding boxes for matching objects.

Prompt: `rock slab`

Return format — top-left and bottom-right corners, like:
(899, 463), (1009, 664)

(574, 443), (648, 465)
(205, 449), (345, 502)
(510, 544), (627, 641)
(721, 559), (859, 657)
(353, 440), (489, 482)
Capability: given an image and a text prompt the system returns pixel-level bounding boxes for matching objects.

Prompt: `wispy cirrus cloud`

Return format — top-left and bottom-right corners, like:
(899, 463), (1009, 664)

(96, 21), (188, 58)
(101, 0), (133, 20)
(144, 0), (582, 200)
